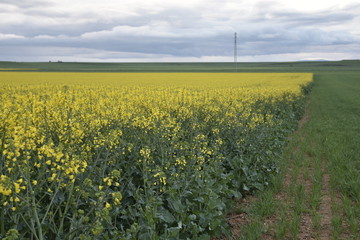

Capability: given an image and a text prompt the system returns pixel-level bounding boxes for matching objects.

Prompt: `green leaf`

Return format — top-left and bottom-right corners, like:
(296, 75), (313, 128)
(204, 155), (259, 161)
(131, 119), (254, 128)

(230, 190), (242, 199)
(165, 227), (181, 238)
(167, 198), (185, 212)
(194, 197), (204, 203)
(189, 214), (197, 221)
(157, 208), (176, 224)
(197, 234), (211, 240)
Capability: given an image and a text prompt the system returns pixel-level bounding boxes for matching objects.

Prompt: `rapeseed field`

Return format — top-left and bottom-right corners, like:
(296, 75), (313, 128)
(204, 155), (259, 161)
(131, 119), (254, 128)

(0, 72), (312, 239)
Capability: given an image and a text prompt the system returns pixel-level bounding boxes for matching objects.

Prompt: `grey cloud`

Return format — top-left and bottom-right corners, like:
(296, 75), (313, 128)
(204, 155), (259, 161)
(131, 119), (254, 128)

(249, 2), (360, 26)
(0, 4), (204, 38)
(272, 10), (357, 27)
(0, 0), (54, 9)
(0, 0), (359, 61)
(0, 26), (353, 58)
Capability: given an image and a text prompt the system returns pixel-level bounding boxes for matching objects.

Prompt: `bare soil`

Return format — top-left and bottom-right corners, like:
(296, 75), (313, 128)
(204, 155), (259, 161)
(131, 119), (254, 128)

(318, 158), (332, 240)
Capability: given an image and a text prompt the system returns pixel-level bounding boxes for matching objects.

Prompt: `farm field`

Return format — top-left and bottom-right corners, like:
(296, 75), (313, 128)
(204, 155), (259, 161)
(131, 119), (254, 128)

(223, 64), (360, 239)
(2, 0), (359, 239)
(0, 60), (360, 73)
(0, 69), (312, 239)
(0, 60), (359, 239)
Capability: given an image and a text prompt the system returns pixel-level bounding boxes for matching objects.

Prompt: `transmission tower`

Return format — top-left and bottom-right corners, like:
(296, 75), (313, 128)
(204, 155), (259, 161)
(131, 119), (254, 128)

(234, 32), (237, 72)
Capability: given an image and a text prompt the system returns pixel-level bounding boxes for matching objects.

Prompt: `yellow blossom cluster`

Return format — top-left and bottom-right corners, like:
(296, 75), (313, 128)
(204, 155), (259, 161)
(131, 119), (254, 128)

(0, 72), (312, 238)
(0, 72), (312, 188)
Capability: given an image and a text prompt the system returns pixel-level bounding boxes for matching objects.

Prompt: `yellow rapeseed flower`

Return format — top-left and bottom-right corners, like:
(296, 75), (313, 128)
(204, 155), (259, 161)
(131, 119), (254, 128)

(0, 71), (312, 224)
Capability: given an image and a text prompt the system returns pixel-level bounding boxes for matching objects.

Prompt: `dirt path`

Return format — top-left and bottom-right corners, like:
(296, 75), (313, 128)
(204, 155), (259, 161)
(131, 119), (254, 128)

(318, 158), (332, 240)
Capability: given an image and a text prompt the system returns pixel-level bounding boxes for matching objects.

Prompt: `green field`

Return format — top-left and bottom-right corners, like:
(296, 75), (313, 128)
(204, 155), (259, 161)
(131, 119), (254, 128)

(225, 64), (359, 239)
(1, 60), (360, 72)
(0, 60), (359, 239)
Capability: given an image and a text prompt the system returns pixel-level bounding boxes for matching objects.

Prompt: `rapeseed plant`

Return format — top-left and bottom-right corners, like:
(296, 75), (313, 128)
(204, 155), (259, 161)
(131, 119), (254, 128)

(0, 72), (312, 239)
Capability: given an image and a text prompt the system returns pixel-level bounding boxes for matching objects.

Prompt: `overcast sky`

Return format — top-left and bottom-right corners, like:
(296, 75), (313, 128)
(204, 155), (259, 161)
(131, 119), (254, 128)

(0, 0), (359, 62)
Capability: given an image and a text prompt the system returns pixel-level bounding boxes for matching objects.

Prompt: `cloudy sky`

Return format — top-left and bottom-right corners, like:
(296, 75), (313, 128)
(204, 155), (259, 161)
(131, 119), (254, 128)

(0, 0), (359, 62)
